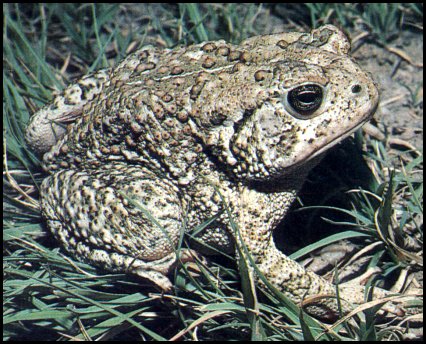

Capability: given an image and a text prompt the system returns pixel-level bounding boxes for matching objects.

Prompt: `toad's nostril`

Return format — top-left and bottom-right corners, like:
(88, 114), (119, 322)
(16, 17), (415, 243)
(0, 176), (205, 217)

(351, 84), (362, 94)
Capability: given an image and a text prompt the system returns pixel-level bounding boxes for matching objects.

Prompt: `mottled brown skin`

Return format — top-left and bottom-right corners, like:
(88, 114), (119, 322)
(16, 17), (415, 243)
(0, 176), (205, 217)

(27, 25), (391, 320)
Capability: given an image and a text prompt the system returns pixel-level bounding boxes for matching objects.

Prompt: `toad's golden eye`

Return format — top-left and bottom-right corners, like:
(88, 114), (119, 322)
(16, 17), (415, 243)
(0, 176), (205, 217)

(287, 84), (323, 117)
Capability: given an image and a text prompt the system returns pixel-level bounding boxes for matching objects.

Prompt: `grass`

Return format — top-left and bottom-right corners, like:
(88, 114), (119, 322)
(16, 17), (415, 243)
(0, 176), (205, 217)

(304, 3), (423, 43)
(3, 3), (423, 341)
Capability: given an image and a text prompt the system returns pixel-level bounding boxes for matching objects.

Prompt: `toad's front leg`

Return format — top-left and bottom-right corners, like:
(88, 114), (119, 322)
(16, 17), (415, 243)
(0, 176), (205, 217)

(234, 187), (409, 321)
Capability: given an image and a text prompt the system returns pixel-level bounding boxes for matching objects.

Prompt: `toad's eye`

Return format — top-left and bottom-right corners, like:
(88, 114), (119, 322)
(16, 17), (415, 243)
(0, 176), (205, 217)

(287, 84), (323, 117)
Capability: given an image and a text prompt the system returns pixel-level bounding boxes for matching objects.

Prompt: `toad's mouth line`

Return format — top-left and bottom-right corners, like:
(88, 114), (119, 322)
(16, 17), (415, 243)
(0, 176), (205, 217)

(308, 118), (369, 161)
(239, 116), (372, 185)
(282, 117), (372, 176)
(280, 93), (379, 175)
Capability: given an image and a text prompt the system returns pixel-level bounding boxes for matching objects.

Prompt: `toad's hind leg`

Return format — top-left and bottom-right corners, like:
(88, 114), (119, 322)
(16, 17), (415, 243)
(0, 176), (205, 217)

(40, 163), (184, 290)
(25, 69), (111, 155)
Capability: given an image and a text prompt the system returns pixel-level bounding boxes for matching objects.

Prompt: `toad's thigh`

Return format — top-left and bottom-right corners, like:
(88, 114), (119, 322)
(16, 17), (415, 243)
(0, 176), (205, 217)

(40, 165), (184, 263)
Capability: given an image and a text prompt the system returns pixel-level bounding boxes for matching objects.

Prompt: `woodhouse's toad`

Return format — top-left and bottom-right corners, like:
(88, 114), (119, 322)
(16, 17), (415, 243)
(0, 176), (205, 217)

(27, 25), (398, 320)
